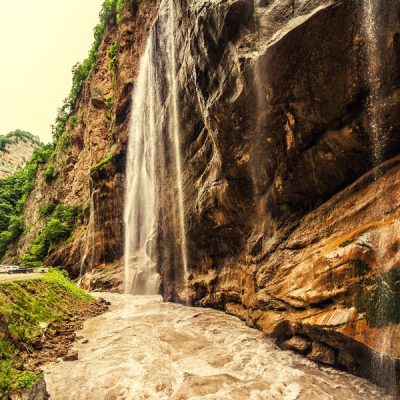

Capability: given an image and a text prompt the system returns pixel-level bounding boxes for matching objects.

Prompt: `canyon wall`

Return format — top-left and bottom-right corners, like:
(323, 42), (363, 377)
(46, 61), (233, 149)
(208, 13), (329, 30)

(10, 0), (400, 391)
(155, 0), (400, 391)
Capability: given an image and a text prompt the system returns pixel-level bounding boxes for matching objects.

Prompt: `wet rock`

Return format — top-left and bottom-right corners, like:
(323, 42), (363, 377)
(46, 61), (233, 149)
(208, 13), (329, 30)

(62, 351), (79, 362)
(282, 336), (312, 355)
(308, 342), (336, 366)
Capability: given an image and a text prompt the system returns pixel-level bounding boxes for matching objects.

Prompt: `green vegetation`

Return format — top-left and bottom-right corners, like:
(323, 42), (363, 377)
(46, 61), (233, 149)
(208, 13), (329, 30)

(0, 0), (129, 259)
(116, 0), (126, 25)
(21, 205), (83, 267)
(43, 162), (58, 183)
(39, 202), (57, 217)
(0, 130), (42, 152)
(108, 41), (118, 72)
(0, 271), (93, 397)
(355, 268), (400, 328)
(90, 155), (113, 173)
(108, 41), (119, 88)
(52, 0), (127, 142)
(0, 145), (54, 258)
(106, 95), (114, 119)
(57, 131), (72, 151)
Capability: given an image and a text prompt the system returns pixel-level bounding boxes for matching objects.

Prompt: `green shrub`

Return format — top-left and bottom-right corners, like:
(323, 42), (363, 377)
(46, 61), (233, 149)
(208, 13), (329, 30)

(21, 205), (83, 267)
(39, 202), (57, 217)
(57, 132), (71, 151)
(43, 163), (58, 183)
(14, 371), (39, 391)
(116, 0), (126, 24)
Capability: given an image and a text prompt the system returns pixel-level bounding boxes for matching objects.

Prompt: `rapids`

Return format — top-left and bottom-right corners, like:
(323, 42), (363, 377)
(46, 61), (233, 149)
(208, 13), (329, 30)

(43, 294), (392, 400)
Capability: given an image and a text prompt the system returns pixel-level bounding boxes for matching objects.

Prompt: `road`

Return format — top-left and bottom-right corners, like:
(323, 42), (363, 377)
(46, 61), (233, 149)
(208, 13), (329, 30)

(0, 273), (44, 282)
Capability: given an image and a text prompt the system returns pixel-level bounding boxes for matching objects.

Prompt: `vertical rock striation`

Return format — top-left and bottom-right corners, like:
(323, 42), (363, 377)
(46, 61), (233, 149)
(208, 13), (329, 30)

(152, 0), (400, 391)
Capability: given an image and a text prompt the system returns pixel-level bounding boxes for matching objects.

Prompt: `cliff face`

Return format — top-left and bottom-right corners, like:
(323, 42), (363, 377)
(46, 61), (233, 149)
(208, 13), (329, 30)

(0, 131), (41, 178)
(14, 0), (400, 390)
(153, 0), (400, 390)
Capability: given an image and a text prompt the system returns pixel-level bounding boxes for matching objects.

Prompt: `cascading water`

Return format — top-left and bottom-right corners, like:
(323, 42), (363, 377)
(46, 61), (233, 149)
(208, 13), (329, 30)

(361, 1), (396, 390)
(362, 0), (385, 166)
(80, 187), (99, 279)
(124, 30), (161, 295)
(124, 0), (189, 295)
(166, 0), (189, 286)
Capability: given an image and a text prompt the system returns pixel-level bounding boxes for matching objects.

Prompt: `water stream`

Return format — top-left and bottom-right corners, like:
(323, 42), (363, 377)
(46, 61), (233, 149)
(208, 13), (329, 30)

(43, 294), (392, 399)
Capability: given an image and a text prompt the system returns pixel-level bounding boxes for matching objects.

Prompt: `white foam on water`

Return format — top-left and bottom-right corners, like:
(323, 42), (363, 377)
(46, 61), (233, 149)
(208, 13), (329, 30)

(43, 294), (392, 400)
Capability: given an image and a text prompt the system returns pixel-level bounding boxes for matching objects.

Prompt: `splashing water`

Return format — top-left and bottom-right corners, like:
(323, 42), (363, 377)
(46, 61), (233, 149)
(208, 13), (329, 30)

(124, 0), (189, 295)
(43, 294), (393, 399)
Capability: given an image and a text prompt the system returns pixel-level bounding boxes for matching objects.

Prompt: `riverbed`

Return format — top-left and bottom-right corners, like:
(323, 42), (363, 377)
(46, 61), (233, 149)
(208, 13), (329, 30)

(43, 294), (392, 399)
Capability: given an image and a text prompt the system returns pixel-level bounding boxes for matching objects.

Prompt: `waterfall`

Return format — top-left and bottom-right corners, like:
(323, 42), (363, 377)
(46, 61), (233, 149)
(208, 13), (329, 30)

(166, 0), (189, 284)
(124, 31), (160, 295)
(80, 187), (99, 279)
(361, 1), (396, 390)
(362, 0), (385, 166)
(124, 0), (188, 295)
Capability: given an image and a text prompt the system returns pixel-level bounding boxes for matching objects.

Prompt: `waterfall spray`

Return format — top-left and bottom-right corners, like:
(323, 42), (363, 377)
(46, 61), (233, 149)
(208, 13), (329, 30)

(124, 0), (189, 296)
(166, 0), (189, 286)
(79, 187), (99, 280)
(124, 31), (160, 295)
(361, 1), (396, 390)
(362, 0), (385, 166)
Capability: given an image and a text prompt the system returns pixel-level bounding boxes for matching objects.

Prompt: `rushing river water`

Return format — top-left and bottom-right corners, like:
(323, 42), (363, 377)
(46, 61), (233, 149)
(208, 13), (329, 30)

(44, 294), (392, 400)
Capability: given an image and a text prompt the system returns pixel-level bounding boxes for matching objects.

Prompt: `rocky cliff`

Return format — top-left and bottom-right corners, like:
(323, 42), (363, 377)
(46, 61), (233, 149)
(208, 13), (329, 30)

(153, 0), (400, 391)
(0, 131), (41, 178)
(11, 0), (400, 392)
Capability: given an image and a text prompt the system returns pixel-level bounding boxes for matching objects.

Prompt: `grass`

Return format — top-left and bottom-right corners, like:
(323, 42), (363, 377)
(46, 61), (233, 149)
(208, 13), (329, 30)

(0, 270), (93, 397)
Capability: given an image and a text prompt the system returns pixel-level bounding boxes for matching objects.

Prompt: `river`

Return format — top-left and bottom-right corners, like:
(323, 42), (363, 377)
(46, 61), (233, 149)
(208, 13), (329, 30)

(43, 294), (392, 399)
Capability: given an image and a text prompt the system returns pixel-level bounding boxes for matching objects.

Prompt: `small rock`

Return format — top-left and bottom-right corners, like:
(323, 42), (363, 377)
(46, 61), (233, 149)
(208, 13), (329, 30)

(62, 352), (79, 362)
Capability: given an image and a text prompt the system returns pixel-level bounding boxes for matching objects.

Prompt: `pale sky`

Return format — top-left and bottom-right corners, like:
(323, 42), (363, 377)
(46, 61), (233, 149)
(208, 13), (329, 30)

(0, 0), (104, 143)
